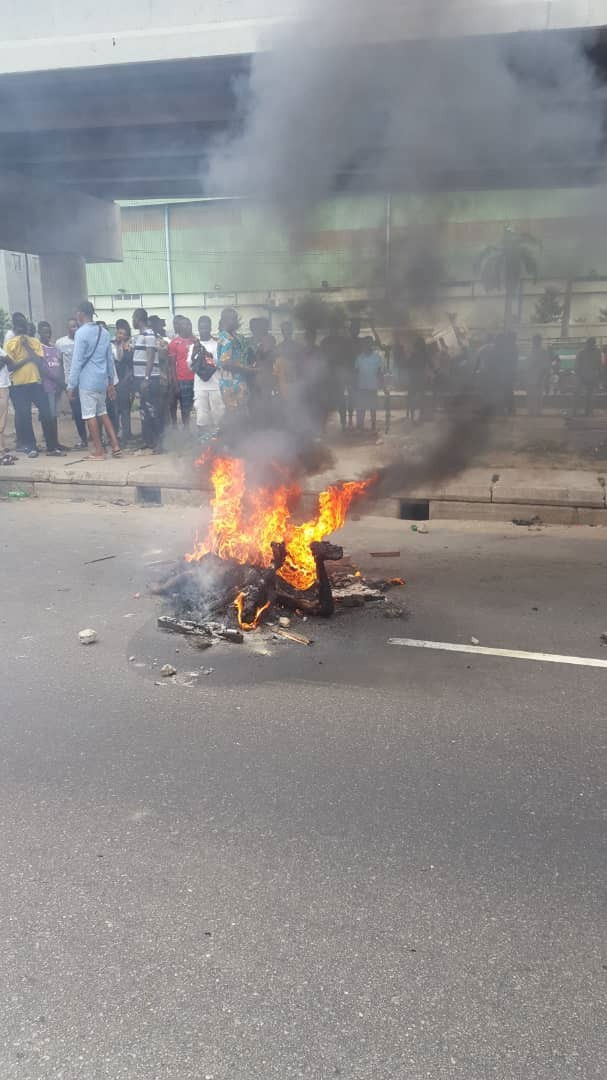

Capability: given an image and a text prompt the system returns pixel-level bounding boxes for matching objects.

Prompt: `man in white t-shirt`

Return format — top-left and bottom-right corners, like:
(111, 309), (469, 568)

(187, 314), (224, 438)
(56, 317), (87, 447)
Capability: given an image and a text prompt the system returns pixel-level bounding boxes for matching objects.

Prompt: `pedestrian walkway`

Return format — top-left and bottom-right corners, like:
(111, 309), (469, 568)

(1, 418), (606, 525)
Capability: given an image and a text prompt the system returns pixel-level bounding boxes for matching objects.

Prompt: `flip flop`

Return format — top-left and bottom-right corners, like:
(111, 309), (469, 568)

(112, 449), (122, 458)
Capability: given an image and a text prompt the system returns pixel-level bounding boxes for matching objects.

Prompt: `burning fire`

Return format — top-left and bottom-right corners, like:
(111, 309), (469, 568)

(186, 456), (370, 593)
(233, 591), (271, 631)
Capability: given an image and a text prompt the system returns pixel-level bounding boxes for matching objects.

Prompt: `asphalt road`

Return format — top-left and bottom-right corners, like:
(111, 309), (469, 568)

(0, 500), (605, 1080)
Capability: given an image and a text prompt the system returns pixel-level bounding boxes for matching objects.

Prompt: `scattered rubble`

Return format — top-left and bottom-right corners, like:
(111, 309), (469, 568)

(151, 544), (406, 649)
(273, 626), (313, 646)
(157, 614), (213, 645)
(512, 515), (542, 527)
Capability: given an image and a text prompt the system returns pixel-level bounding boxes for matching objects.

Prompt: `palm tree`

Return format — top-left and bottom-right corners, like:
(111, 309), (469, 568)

(476, 225), (540, 330)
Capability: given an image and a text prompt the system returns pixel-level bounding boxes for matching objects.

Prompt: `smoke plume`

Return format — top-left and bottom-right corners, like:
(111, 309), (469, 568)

(205, 1), (607, 496)
(207, 2), (606, 208)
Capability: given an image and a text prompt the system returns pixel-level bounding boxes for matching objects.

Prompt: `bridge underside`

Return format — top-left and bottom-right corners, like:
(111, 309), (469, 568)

(1, 28), (607, 203)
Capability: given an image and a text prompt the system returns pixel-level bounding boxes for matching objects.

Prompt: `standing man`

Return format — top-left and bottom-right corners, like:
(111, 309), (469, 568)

(68, 301), (121, 460)
(38, 321), (68, 452)
(526, 334), (551, 417)
(4, 313), (58, 457)
(132, 308), (162, 450)
(216, 307), (250, 416)
(197, 315), (218, 363)
(355, 337), (384, 432)
(3, 311), (26, 348)
(248, 317), (277, 425)
(188, 315), (224, 439)
(167, 315), (197, 426)
(572, 337), (602, 417)
(345, 319), (363, 427)
(320, 318), (350, 432)
(274, 319), (302, 403)
(405, 336), (430, 422)
(56, 317), (87, 447)
(0, 345), (10, 453)
(112, 319), (135, 444)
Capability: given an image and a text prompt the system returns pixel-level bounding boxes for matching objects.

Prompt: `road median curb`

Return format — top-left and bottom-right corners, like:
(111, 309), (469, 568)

(2, 462), (606, 526)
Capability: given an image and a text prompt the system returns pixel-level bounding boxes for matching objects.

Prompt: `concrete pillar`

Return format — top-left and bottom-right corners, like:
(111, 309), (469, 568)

(39, 254), (88, 337)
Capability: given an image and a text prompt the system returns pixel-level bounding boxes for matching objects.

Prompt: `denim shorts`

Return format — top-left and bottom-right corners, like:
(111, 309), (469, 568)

(79, 388), (107, 420)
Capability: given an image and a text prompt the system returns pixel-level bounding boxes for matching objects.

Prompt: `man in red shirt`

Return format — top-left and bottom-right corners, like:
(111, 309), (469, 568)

(167, 315), (196, 426)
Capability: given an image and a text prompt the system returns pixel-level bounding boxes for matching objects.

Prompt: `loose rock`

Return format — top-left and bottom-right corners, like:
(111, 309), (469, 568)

(160, 663), (177, 677)
(78, 628), (97, 645)
(470, 636), (480, 646)
(278, 616), (291, 628)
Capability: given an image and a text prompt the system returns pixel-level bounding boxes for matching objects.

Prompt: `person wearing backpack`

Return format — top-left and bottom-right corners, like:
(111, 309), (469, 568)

(188, 319), (224, 440)
(68, 301), (121, 460)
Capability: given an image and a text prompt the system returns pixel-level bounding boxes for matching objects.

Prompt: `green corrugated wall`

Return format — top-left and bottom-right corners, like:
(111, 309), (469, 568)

(87, 188), (607, 297)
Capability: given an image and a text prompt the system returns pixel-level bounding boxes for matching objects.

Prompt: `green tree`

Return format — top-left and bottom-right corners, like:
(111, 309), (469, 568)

(476, 225), (540, 329)
(0, 308), (9, 339)
(533, 287), (563, 324)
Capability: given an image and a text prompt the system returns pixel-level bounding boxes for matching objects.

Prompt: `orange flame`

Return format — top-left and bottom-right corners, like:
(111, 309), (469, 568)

(186, 456), (370, 592)
(233, 592), (271, 631)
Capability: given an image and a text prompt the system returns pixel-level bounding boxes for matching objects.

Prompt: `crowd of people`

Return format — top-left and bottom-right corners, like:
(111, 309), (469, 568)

(1, 303), (606, 462)
(469, 331), (607, 418)
(0, 304), (389, 459)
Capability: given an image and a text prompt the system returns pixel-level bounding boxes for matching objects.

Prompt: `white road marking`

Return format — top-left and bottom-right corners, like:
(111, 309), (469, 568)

(387, 638), (607, 669)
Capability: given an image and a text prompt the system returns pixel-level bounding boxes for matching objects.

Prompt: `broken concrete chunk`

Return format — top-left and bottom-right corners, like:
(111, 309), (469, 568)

(160, 663), (177, 677)
(78, 628), (97, 645)
(278, 616), (291, 628)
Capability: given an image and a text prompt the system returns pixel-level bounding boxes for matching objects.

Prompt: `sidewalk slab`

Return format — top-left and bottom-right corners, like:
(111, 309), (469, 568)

(430, 501), (579, 525)
(402, 468), (496, 503)
(3, 463), (52, 482)
(50, 465), (128, 486)
(492, 468), (605, 508)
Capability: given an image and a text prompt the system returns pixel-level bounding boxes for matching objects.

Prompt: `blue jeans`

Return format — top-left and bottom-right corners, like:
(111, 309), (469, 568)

(10, 383), (55, 451)
(177, 379), (195, 426)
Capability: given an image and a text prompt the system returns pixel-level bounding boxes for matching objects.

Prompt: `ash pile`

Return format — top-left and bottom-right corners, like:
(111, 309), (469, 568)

(151, 544), (405, 647)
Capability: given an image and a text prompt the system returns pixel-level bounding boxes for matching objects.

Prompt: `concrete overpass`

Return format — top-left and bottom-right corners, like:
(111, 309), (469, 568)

(1, 1), (607, 327)
(1, 2), (604, 74)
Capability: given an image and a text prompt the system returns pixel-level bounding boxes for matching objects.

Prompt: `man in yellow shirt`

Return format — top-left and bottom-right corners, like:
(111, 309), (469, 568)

(5, 313), (59, 457)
